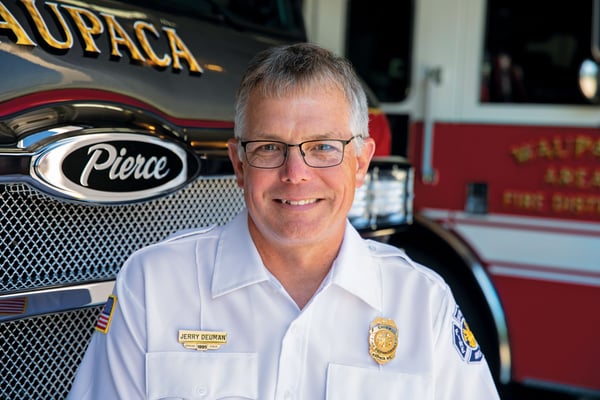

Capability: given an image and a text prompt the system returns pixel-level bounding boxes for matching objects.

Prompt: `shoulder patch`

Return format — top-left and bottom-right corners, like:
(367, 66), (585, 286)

(451, 305), (484, 363)
(95, 295), (117, 334)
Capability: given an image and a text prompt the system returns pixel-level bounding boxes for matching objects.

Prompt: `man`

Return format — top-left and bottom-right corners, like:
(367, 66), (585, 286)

(68, 43), (500, 399)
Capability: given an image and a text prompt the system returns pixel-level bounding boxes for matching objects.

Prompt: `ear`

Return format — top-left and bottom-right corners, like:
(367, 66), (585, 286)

(227, 138), (245, 188)
(355, 137), (376, 188)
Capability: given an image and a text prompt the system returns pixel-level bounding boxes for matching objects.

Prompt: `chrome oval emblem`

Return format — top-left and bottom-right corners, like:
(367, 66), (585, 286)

(32, 132), (200, 203)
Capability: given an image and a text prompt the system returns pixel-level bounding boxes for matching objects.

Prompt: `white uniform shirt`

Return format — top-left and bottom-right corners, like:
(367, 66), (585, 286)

(68, 210), (500, 399)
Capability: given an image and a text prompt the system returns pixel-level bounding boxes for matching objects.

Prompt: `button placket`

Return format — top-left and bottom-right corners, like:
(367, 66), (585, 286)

(275, 316), (307, 399)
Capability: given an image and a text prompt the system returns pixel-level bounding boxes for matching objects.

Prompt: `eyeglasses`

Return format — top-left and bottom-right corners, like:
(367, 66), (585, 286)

(240, 137), (356, 169)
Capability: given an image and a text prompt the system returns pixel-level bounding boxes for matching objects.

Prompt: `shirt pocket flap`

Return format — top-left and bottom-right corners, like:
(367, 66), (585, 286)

(146, 352), (258, 400)
(326, 363), (432, 399)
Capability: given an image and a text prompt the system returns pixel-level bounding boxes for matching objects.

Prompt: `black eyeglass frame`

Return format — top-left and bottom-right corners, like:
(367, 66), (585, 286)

(239, 137), (357, 169)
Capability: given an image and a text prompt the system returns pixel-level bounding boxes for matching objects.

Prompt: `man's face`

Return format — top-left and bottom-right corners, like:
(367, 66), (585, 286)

(228, 85), (375, 249)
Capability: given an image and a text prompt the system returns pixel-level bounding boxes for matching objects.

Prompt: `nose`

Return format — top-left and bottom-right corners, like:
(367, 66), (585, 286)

(281, 145), (310, 182)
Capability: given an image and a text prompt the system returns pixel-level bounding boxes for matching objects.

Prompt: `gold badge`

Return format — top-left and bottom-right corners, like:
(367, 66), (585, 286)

(178, 330), (227, 351)
(369, 317), (398, 365)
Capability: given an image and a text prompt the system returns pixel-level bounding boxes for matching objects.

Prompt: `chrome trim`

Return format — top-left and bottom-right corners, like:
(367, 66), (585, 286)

(349, 156), (413, 230)
(421, 66), (441, 183)
(593, 0), (600, 62)
(18, 125), (84, 149)
(360, 227), (401, 239)
(30, 131), (200, 204)
(0, 281), (115, 322)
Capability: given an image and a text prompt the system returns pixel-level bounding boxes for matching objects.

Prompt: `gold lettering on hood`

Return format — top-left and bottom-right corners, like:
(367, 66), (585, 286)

(0, 0), (202, 74)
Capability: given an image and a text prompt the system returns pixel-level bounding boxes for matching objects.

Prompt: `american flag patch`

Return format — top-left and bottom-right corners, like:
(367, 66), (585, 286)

(95, 295), (117, 334)
(0, 297), (27, 316)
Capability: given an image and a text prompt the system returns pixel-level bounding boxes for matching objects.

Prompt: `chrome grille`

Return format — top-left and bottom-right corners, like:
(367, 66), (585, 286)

(1, 176), (244, 293)
(1, 175), (244, 400)
(0, 306), (102, 400)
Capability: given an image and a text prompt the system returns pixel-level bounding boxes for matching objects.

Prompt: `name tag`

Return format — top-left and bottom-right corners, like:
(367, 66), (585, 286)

(178, 330), (228, 351)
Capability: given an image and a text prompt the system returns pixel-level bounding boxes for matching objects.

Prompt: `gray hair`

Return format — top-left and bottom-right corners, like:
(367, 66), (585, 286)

(234, 43), (369, 156)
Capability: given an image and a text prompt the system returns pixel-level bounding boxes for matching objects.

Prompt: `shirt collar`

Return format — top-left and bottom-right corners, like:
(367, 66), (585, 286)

(329, 221), (382, 312)
(211, 210), (270, 298)
(212, 211), (382, 312)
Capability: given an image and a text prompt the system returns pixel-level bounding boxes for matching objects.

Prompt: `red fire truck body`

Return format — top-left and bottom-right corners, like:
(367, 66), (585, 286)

(412, 122), (600, 391)
(305, 0), (600, 397)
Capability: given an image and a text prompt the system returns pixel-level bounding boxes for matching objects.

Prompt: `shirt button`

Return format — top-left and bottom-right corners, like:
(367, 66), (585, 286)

(195, 385), (208, 397)
(284, 389), (295, 400)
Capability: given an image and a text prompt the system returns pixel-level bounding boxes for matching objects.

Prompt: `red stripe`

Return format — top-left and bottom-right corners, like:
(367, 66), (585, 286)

(0, 89), (234, 129)
(96, 317), (108, 330)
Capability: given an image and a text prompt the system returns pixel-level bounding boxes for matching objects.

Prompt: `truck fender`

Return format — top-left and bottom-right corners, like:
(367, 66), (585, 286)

(388, 214), (511, 388)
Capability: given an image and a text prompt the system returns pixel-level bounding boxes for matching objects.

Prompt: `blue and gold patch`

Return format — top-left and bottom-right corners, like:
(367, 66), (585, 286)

(452, 305), (483, 363)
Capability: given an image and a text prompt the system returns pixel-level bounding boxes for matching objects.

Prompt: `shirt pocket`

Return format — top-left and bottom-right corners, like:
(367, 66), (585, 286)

(146, 352), (258, 400)
(325, 363), (432, 399)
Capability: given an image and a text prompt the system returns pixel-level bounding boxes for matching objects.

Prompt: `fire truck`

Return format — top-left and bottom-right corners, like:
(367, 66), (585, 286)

(0, 1), (412, 398)
(305, 0), (600, 398)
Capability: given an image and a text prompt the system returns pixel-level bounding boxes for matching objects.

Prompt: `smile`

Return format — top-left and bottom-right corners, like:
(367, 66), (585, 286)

(280, 199), (318, 206)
